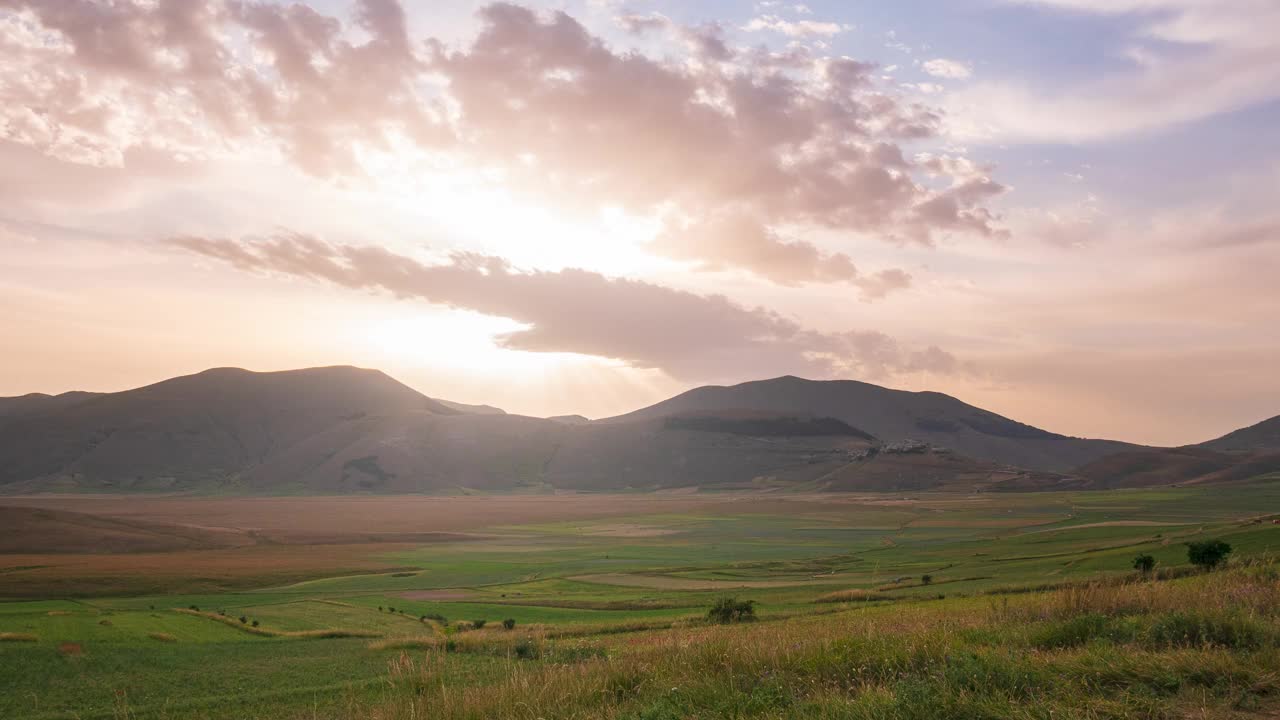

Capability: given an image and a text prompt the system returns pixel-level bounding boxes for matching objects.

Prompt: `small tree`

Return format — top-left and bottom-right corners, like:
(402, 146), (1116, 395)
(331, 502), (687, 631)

(1187, 540), (1232, 570)
(708, 596), (756, 624)
(502, 618), (516, 630)
(921, 574), (933, 586)
(472, 619), (487, 629)
(1132, 554), (1156, 574)
(251, 620), (259, 628)
(239, 615), (247, 624)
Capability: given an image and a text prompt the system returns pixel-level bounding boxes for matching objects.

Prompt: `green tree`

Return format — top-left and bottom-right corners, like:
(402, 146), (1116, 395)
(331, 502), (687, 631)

(921, 574), (933, 586)
(1187, 540), (1232, 569)
(708, 597), (756, 624)
(502, 618), (516, 630)
(1132, 554), (1156, 574)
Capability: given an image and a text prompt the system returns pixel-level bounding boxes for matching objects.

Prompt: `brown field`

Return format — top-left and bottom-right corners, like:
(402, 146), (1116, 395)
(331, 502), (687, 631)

(0, 494), (739, 539)
(0, 542), (420, 598)
(0, 494), (844, 598)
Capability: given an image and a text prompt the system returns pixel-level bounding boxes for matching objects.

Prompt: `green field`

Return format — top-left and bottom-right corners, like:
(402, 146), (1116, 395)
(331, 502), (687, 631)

(3, 483), (1280, 719)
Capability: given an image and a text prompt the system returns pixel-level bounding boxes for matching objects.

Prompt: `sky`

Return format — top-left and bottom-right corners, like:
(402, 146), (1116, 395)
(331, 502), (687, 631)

(1, 0), (1278, 446)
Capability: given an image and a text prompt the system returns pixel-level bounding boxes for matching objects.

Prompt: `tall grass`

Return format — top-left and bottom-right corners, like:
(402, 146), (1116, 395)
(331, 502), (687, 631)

(319, 562), (1280, 719)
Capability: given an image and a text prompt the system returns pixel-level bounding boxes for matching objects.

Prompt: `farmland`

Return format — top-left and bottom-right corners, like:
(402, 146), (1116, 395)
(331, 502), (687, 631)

(2, 483), (1279, 719)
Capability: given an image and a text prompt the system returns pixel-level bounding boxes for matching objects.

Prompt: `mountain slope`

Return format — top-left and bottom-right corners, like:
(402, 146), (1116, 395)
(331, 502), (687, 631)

(0, 366), (456, 491)
(601, 376), (1137, 472)
(0, 391), (100, 423)
(1199, 415), (1280, 453)
(1075, 446), (1280, 488)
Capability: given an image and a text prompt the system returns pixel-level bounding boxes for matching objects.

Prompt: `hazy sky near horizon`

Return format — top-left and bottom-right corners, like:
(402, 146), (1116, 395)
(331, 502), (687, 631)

(2, 0), (1278, 445)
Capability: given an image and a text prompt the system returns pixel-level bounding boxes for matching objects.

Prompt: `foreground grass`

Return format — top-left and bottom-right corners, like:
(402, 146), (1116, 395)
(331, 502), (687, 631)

(312, 562), (1280, 720)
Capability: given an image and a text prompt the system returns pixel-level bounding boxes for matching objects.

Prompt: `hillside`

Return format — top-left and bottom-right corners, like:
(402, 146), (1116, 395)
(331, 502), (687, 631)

(0, 391), (100, 423)
(0, 366), (457, 492)
(601, 375), (1137, 472)
(6, 366), (1274, 494)
(1199, 414), (1280, 452)
(1075, 446), (1280, 488)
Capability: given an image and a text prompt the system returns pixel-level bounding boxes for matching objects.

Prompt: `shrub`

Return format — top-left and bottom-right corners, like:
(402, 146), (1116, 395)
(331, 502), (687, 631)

(513, 638), (540, 660)
(922, 574), (933, 586)
(503, 618), (516, 630)
(251, 620), (260, 628)
(1187, 540), (1232, 569)
(1133, 554), (1156, 573)
(708, 596), (756, 624)
(239, 616), (247, 624)
(189, 605), (199, 611)
(472, 619), (487, 629)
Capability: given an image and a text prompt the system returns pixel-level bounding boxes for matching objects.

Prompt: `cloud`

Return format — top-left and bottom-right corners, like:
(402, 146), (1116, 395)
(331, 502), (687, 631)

(431, 4), (1006, 262)
(922, 58), (972, 79)
(950, 0), (1280, 141)
(742, 15), (848, 38)
(0, 1), (1007, 289)
(651, 210), (913, 297)
(166, 231), (961, 382)
(0, 0), (451, 175)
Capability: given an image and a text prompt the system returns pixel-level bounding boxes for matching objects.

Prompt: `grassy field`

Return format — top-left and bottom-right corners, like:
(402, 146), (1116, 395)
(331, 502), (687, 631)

(2, 483), (1279, 718)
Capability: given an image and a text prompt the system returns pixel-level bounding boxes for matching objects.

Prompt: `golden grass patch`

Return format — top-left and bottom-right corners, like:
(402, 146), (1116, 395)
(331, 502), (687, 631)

(147, 632), (177, 643)
(0, 632), (38, 642)
(814, 588), (891, 603)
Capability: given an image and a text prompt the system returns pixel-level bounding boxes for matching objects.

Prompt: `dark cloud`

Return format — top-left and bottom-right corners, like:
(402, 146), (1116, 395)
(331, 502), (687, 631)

(167, 231), (962, 382)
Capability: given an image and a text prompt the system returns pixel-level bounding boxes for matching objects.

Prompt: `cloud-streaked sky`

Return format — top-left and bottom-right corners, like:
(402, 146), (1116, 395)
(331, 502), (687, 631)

(2, 0), (1277, 445)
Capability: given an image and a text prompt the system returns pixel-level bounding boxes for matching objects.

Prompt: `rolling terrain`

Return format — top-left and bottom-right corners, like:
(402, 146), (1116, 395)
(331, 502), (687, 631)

(603, 375), (1139, 472)
(1, 367), (1277, 494)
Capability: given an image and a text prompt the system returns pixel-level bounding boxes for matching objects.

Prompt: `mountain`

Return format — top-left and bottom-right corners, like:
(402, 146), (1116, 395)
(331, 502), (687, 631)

(6, 366), (1268, 495)
(0, 366), (456, 492)
(432, 398), (507, 415)
(0, 391), (101, 423)
(0, 366), (1066, 494)
(1199, 415), (1280, 453)
(601, 376), (1137, 472)
(1074, 446), (1280, 488)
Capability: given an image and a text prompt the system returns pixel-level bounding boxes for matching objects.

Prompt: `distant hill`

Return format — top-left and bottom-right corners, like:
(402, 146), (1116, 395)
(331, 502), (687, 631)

(0, 366), (456, 492)
(0, 391), (100, 423)
(1199, 415), (1280, 453)
(433, 398), (507, 415)
(601, 376), (1137, 472)
(4, 366), (1272, 494)
(1074, 446), (1280, 488)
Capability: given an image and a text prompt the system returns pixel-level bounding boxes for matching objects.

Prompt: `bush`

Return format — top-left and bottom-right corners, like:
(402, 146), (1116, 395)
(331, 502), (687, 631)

(472, 619), (487, 629)
(1187, 540), (1232, 569)
(922, 574), (933, 586)
(503, 618), (516, 630)
(239, 616), (247, 624)
(251, 620), (259, 628)
(1133, 554), (1156, 573)
(708, 596), (756, 624)
(513, 638), (540, 660)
